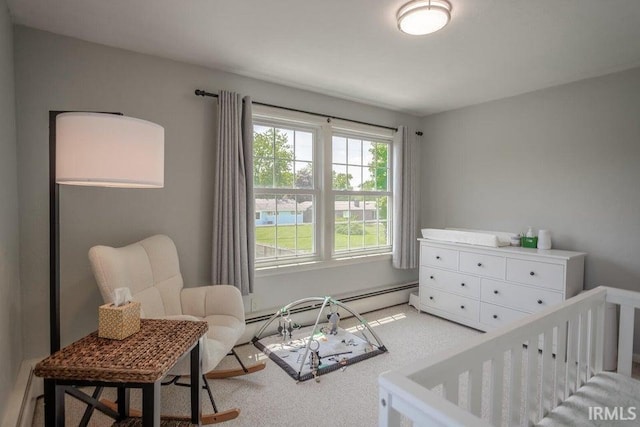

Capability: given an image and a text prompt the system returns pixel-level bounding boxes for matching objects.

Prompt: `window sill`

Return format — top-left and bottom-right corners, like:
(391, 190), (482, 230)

(255, 252), (392, 277)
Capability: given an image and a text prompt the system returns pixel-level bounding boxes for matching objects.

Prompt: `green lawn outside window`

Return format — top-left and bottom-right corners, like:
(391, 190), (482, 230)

(255, 223), (387, 253)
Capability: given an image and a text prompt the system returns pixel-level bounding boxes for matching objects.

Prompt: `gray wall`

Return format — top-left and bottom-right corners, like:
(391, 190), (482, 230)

(14, 26), (419, 359)
(421, 66), (640, 351)
(0, 0), (22, 415)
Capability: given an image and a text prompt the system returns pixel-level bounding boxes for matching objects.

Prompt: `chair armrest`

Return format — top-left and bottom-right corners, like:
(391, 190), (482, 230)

(180, 285), (245, 321)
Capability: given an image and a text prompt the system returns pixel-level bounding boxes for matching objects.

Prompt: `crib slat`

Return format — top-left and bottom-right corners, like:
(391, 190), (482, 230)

(594, 302), (605, 374)
(469, 362), (483, 417)
(443, 374), (459, 405)
(578, 311), (589, 387)
(491, 352), (504, 425)
(587, 306), (597, 379)
(525, 334), (539, 425)
(509, 343), (523, 427)
(618, 304), (635, 376)
(566, 316), (578, 396)
(540, 329), (554, 419)
(379, 386), (401, 427)
(555, 320), (567, 406)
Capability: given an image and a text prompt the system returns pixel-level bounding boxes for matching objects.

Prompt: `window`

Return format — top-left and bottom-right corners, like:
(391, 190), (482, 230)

(253, 107), (393, 267)
(253, 121), (317, 264)
(331, 135), (391, 255)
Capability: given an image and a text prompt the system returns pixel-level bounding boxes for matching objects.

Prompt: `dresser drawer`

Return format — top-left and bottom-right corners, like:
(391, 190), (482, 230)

(459, 251), (505, 279)
(481, 279), (563, 313)
(422, 287), (479, 321)
(420, 267), (480, 299)
(480, 302), (529, 329)
(506, 258), (564, 290)
(420, 246), (458, 270)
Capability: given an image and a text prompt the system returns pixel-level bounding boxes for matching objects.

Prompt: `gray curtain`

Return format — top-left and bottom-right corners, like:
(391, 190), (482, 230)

(392, 126), (419, 269)
(212, 91), (255, 295)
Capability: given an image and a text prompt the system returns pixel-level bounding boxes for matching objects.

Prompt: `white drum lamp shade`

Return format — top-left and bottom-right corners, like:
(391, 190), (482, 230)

(56, 112), (165, 188)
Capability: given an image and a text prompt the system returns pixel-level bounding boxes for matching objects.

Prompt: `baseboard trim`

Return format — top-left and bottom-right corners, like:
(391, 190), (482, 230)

(1, 358), (43, 427)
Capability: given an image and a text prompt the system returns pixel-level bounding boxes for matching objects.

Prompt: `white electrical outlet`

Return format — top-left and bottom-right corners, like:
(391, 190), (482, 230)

(251, 298), (259, 312)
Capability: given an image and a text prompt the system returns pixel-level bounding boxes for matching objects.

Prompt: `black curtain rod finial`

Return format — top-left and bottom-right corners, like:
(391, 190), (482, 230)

(415, 131), (424, 136)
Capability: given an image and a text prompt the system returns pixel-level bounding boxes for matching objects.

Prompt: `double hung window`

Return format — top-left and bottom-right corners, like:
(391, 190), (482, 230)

(331, 133), (391, 255)
(253, 107), (393, 267)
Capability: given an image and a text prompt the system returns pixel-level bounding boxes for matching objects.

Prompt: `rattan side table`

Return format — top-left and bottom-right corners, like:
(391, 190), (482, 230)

(35, 319), (208, 427)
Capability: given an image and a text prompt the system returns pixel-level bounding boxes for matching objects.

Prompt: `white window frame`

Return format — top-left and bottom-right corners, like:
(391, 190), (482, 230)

(327, 120), (393, 259)
(252, 107), (394, 270)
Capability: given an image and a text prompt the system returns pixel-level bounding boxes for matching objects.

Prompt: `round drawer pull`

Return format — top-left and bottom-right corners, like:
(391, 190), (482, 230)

(429, 296), (434, 300)
(436, 256), (441, 260)
(493, 290), (499, 295)
(460, 283), (465, 287)
(537, 299), (543, 305)
(493, 314), (498, 319)
(430, 275), (434, 280)
(477, 262), (482, 267)
(460, 305), (465, 309)
(530, 271), (535, 276)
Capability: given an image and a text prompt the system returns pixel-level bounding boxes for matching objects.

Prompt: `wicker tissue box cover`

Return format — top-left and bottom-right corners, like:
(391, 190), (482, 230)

(98, 301), (141, 340)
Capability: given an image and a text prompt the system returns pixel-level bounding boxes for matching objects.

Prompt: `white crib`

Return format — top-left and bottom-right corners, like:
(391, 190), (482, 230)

(379, 286), (640, 426)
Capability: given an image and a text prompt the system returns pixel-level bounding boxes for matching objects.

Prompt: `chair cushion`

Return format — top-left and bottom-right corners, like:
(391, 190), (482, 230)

(204, 314), (246, 355)
(138, 236), (183, 316)
(134, 287), (166, 318)
(89, 235), (184, 317)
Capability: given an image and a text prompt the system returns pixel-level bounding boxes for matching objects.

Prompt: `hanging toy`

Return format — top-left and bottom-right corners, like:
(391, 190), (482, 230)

(278, 308), (294, 341)
(326, 303), (340, 335)
(327, 312), (340, 335)
(277, 319), (284, 338)
(309, 339), (321, 382)
(287, 320), (294, 339)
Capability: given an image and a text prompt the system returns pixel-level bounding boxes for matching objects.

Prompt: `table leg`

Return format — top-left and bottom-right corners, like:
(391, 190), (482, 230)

(44, 379), (64, 427)
(79, 386), (104, 427)
(190, 340), (202, 425)
(117, 386), (130, 419)
(141, 382), (160, 427)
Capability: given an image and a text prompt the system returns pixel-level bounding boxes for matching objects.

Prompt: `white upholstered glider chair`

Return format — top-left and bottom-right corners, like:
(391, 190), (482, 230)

(88, 234), (265, 423)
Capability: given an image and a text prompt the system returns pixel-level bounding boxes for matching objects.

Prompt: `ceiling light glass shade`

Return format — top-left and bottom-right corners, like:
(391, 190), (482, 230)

(56, 112), (164, 188)
(397, 0), (452, 36)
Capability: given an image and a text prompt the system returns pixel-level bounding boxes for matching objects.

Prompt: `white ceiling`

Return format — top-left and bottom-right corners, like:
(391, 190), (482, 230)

(7, 0), (640, 116)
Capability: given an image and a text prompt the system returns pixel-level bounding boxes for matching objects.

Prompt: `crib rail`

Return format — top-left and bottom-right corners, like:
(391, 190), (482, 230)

(379, 286), (639, 426)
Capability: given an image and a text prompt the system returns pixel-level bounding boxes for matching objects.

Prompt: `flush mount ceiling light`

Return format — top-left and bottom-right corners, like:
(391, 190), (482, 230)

(397, 0), (452, 36)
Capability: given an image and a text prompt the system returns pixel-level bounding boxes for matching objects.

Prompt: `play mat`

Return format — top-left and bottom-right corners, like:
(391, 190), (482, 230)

(252, 296), (387, 382)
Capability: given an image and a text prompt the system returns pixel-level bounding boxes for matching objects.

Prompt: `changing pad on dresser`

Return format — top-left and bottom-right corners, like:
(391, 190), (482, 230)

(420, 228), (516, 247)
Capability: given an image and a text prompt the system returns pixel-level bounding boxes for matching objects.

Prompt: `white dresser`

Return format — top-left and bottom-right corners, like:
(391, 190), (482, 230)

(419, 239), (586, 331)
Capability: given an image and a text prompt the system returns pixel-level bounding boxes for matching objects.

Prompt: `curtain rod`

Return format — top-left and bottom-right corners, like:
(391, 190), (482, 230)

(194, 89), (423, 136)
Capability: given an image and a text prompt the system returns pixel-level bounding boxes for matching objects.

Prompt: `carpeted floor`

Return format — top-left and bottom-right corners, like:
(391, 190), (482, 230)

(31, 304), (482, 427)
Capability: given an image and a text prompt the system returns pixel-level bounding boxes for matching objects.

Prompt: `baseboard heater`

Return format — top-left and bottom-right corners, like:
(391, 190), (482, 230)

(246, 282), (417, 325)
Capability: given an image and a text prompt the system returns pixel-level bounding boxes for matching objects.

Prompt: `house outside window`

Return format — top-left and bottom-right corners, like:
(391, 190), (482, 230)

(253, 106), (393, 267)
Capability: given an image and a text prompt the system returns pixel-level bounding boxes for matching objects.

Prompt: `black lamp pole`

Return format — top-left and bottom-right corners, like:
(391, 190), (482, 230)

(49, 111), (61, 354)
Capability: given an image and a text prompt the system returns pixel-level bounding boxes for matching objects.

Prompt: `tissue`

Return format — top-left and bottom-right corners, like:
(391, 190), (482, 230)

(113, 287), (133, 307)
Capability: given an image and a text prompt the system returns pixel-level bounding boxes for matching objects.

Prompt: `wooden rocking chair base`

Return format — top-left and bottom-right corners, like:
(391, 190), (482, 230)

(101, 399), (240, 425)
(205, 361), (266, 379)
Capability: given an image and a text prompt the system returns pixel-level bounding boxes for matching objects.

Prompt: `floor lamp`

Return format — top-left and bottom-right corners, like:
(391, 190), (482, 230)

(50, 111), (164, 354)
